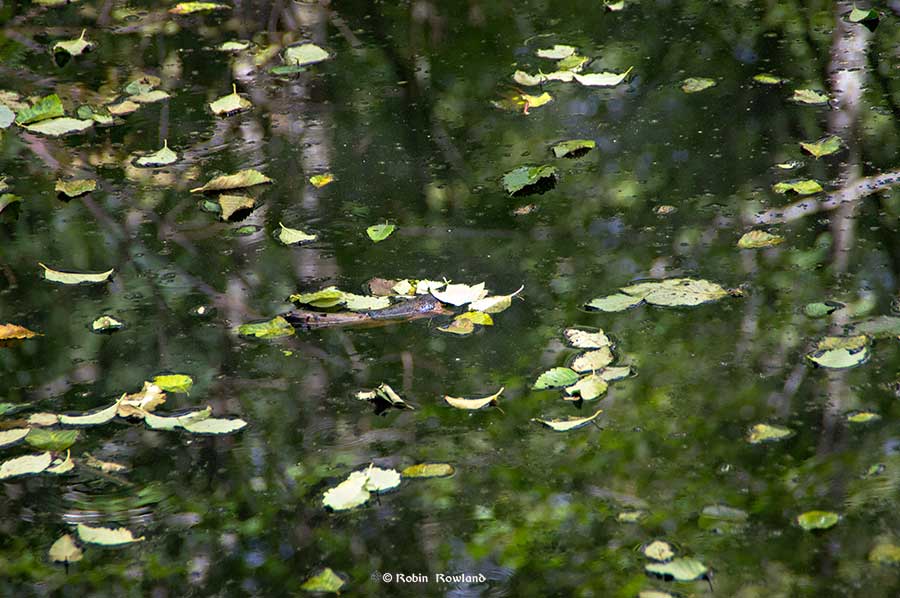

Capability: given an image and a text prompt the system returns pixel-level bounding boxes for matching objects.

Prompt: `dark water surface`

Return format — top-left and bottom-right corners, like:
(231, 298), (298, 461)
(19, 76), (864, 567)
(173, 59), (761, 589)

(3, 1), (900, 596)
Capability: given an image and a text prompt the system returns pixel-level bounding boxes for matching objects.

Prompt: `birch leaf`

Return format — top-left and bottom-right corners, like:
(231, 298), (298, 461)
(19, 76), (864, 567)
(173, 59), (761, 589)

(0, 452), (53, 480)
(502, 165), (557, 195)
(91, 315), (125, 332)
(438, 318), (475, 335)
(444, 387), (503, 411)
(23, 117), (93, 137)
(574, 68), (632, 87)
(366, 223), (395, 242)
(747, 423), (794, 444)
(643, 540), (676, 562)
(564, 374), (608, 401)
(169, 2), (230, 15)
(46, 451), (74, 474)
(552, 139), (596, 158)
(15, 94), (64, 125)
(301, 568), (345, 593)
(401, 463), (455, 478)
(182, 417), (247, 434)
(309, 173), (334, 188)
(469, 285), (524, 313)
(532, 409), (603, 432)
(535, 44), (576, 59)
(534, 367), (580, 389)
(585, 293), (643, 312)
(143, 407), (212, 431)
(431, 282), (487, 306)
(753, 73), (786, 84)
(737, 230), (784, 249)
(209, 84), (251, 116)
(238, 316), (295, 339)
(76, 524), (144, 546)
(218, 195), (256, 221)
(49, 534), (82, 564)
(58, 401), (119, 426)
(284, 43), (330, 66)
(807, 335), (869, 369)
(117, 382), (166, 418)
(772, 180), (823, 195)
(322, 471), (370, 511)
(796, 510), (840, 531)
(130, 90), (170, 104)
(0, 428), (30, 449)
(39, 263), (113, 285)
(800, 135), (842, 159)
(564, 328), (610, 349)
(571, 347), (614, 372)
(107, 100), (140, 116)
(792, 89), (830, 105)
(191, 169), (272, 193)
(25, 429), (79, 451)
(55, 179), (96, 198)
(645, 557), (709, 581)
(681, 77), (716, 93)
(134, 141), (177, 167)
(53, 30), (94, 57)
(152, 374), (193, 394)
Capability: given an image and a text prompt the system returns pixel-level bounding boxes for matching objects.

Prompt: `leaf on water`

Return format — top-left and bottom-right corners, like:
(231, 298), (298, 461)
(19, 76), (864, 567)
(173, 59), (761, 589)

(322, 471), (370, 511)
(107, 99), (140, 116)
(309, 173), (334, 188)
(362, 465), (401, 492)
(803, 301), (843, 318)
(58, 401), (119, 426)
(0, 452), (53, 480)
(502, 165), (558, 195)
(642, 540), (675, 562)
(753, 73), (786, 85)
(847, 5), (879, 30)
(0, 323), (40, 340)
(217, 194), (256, 221)
(401, 463), (455, 478)
(182, 417), (247, 434)
(124, 75), (161, 96)
(556, 54), (590, 72)
(645, 557), (709, 581)
(366, 223), (395, 242)
(49, 534), (83, 564)
(698, 504), (749, 532)
(846, 410), (880, 424)
(209, 84), (251, 116)
(512, 70), (574, 86)
(585, 292), (643, 312)
(792, 89), (830, 105)
(737, 230), (784, 249)
(169, 2), (230, 14)
(152, 374), (193, 394)
(869, 543), (900, 564)
(796, 510), (840, 531)
(564, 374), (608, 401)
(29, 412), (59, 427)
(681, 77), (716, 93)
(534, 366), (580, 389)
(301, 568), (345, 593)
(605, 0), (626, 10)
(15, 94), (64, 125)
(238, 316), (295, 339)
(621, 278), (733, 307)
(55, 179), (96, 198)
(492, 91), (553, 113)
(39, 263), (113, 285)
(535, 44), (576, 59)
(191, 169), (272, 193)
(850, 316), (900, 338)
(775, 160), (803, 169)
(570, 347), (614, 373)
(23, 117), (93, 137)
(437, 318), (475, 335)
(747, 423), (794, 444)
(25, 429), (79, 452)
(90, 315), (125, 333)
(76, 524), (144, 546)
(552, 139), (596, 158)
(455, 311), (493, 326)
(617, 510), (646, 523)
(276, 222), (317, 245)
(0, 193), (21, 216)
(218, 40), (251, 52)
(270, 65), (307, 76)
(807, 335), (869, 369)
(46, 451), (74, 474)
(800, 135), (842, 159)
(444, 387), (503, 411)
(431, 282), (487, 306)
(574, 68), (633, 87)
(342, 293), (392, 311)
(532, 409), (603, 432)
(0, 428), (30, 449)
(117, 382), (166, 418)
(84, 454), (127, 473)
(134, 140), (177, 167)
(469, 285), (523, 314)
(0, 105), (15, 128)
(284, 43), (330, 66)
(290, 286), (345, 308)
(53, 30), (94, 57)
(599, 365), (632, 381)
(563, 328), (610, 349)
(772, 179), (823, 195)
(356, 383), (414, 411)
(143, 407), (212, 431)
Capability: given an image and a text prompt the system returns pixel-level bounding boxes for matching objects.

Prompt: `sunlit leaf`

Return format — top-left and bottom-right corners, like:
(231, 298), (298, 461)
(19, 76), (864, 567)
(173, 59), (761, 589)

(168, 2), (230, 15)
(25, 429), (79, 452)
(301, 568), (345, 593)
(144, 407), (212, 431)
(218, 40), (251, 52)
(455, 311), (493, 326)
(621, 278), (733, 307)
(681, 77), (716, 93)
(807, 335), (869, 369)
(502, 164), (558, 195)
(605, 0), (625, 10)
(309, 173), (334, 188)
(552, 139), (596, 158)
(571, 347), (614, 373)
(564, 374), (608, 401)
(284, 43), (330, 66)
(191, 169), (271, 193)
(0, 323), (40, 340)
(238, 316), (295, 339)
(753, 73), (786, 85)
(46, 451), (74, 474)
(535, 44), (576, 59)
(0, 428), (30, 449)
(322, 471), (370, 511)
(55, 179), (96, 198)
(847, 5), (879, 31)
(846, 410), (880, 424)
(792, 89), (830, 105)
(362, 465), (401, 492)
(0, 452), (53, 480)
(182, 417), (247, 434)
(431, 282), (487, 306)
(492, 91), (553, 113)
(290, 286), (345, 308)
(209, 84), (251, 116)
(574, 68), (633, 87)
(737, 230), (784, 249)
(532, 409), (603, 432)
(642, 540), (675, 562)
(49, 534), (83, 564)
(563, 328), (610, 349)
(645, 557), (708, 581)
(117, 382), (166, 418)
(512, 70), (574, 86)
(39, 263), (113, 285)
(772, 179), (823, 195)
(152, 374), (193, 394)
(585, 292), (643, 312)
(796, 510), (840, 531)
(134, 140), (177, 167)
(29, 412), (59, 427)
(53, 30), (93, 57)
(23, 117), (93, 137)
(437, 318), (475, 335)
(76, 524), (144, 546)
(90, 315), (125, 333)
(366, 223), (395, 242)
(342, 293), (392, 311)
(444, 387), (503, 411)
(534, 366), (580, 389)
(0, 105), (14, 128)
(401, 463), (455, 478)
(804, 301), (843, 318)
(468, 285), (523, 314)
(356, 383), (414, 410)
(15, 94), (64, 125)
(556, 54), (590, 72)
(599, 365), (632, 381)
(58, 401), (118, 426)
(107, 99), (140, 116)
(217, 194), (256, 221)
(800, 135), (842, 159)
(747, 423), (794, 444)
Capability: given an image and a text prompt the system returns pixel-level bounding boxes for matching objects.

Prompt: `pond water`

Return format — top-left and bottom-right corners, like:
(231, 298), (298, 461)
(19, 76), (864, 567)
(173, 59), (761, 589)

(3, 0), (900, 596)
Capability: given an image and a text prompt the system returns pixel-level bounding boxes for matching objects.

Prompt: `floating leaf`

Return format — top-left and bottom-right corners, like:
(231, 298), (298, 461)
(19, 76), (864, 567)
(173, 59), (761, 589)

(431, 282), (487, 307)
(190, 169), (272, 193)
(76, 524), (144, 546)
(564, 374), (608, 401)
(437, 318), (475, 335)
(322, 472), (370, 511)
(107, 100), (140, 116)
(84, 454), (127, 473)
(847, 6), (879, 30)
(532, 409), (603, 432)
(218, 40), (251, 52)
(342, 293), (391, 311)
(0, 452), (53, 480)
(46, 452), (74, 474)
(585, 293), (643, 312)
(144, 407), (212, 431)
(169, 2), (230, 14)
(301, 568), (345, 593)
(91, 315), (125, 333)
(747, 423), (794, 444)
(792, 89), (830, 105)
(776, 160), (803, 169)
(571, 347), (614, 373)
(535, 44), (576, 59)
(29, 413), (59, 427)
(737, 230), (784, 249)
(238, 316), (295, 339)
(356, 383), (414, 411)
(23, 117), (93, 137)
(0, 323), (39, 340)
(807, 335), (869, 369)
(209, 84), (251, 116)
(552, 139), (596, 158)
(599, 365), (632, 381)
(643, 540), (675, 562)
(217, 194), (256, 221)
(0, 428), (30, 449)
(797, 510), (840, 531)
(534, 366), (580, 389)
(25, 429), (79, 452)
(574, 68), (633, 87)
(556, 54), (590, 72)
(512, 70), (574, 86)
(492, 91), (553, 113)
(134, 141), (177, 167)
(698, 504), (749, 532)
(621, 278), (732, 307)
(681, 77), (716, 93)
(366, 223), (395, 243)
(58, 401), (119, 426)
(502, 165), (558, 195)
(117, 382), (166, 418)
(309, 173), (334, 188)
(290, 286), (345, 308)
(284, 43), (330, 66)
(362, 465), (401, 492)
(0, 193), (21, 216)
(469, 285), (523, 314)
(605, 0), (625, 10)
(123, 75), (161, 96)
(39, 263), (113, 285)
(444, 387), (503, 411)
(645, 557), (708, 581)
(269, 65), (307, 76)
(15, 94), (64, 125)
(152, 374), (193, 394)
(401, 463), (455, 478)
(753, 73), (786, 85)
(182, 417), (247, 434)
(131, 90), (170, 104)
(846, 410), (880, 424)
(804, 301), (843, 318)
(53, 30), (93, 58)
(800, 135), (842, 159)
(455, 311), (493, 326)
(617, 510), (646, 523)
(49, 534), (83, 564)
(55, 179), (96, 198)
(772, 179), (823, 195)
(0, 105), (14, 128)
(869, 543), (900, 564)
(564, 328), (610, 349)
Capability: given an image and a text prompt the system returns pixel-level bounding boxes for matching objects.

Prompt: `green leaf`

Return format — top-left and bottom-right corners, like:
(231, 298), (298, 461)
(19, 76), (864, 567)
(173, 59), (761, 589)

(217, 195), (256, 221)
(681, 77), (716, 93)
(532, 409), (603, 432)
(737, 230), (784, 249)
(803, 301), (843, 318)
(55, 179), (96, 198)
(605, 1), (625, 11)
(182, 417), (247, 434)
(58, 402), (119, 426)
(574, 67), (633, 87)
(492, 91), (553, 112)
(218, 40), (251, 52)
(48, 534), (83, 564)
(847, 5), (879, 29)
(645, 557), (709, 581)
(152, 374), (193, 394)
(366, 223), (396, 242)
(796, 510), (840, 531)
(599, 365), (632, 381)
(15, 94), (64, 125)
(290, 286), (345, 308)
(585, 292), (643, 312)
(401, 463), (455, 478)
(800, 135), (842, 159)
(39, 263), (113, 285)
(552, 139), (596, 158)
(0, 428), (30, 449)
(238, 316), (295, 339)
(846, 410), (880, 424)
(753, 73), (786, 85)
(502, 165), (558, 195)
(301, 568), (345, 593)
(792, 89), (830, 105)
(772, 179), (823, 195)
(747, 423), (795, 444)
(443, 387), (503, 411)
(468, 285), (523, 314)
(134, 140), (177, 167)
(76, 524), (144, 546)
(0, 452), (53, 480)
(642, 540), (675, 562)
(309, 173), (334, 188)
(535, 44), (576, 59)
(556, 54), (590, 72)
(209, 84), (252, 116)
(169, 2), (230, 15)
(534, 367), (580, 389)
(564, 374), (608, 401)
(284, 43), (330, 66)
(455, 311), (493, 326)
(570, 347), (614, 372)
(23, 117), (93, 137)
(53, 30), (94, 57)
(807, 335), (869, 369)
(775, 159), (802, 169)
(620, 278), (732, 307)
(191, 169), (272, 193)
(25, 428), (79, 452)
(277, 223), (317, 245)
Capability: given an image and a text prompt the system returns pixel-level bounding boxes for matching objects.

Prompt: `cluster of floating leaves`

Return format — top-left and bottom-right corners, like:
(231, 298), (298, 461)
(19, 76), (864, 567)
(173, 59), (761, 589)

(321, 462), (453, 512)
(640, 539), (709, 586)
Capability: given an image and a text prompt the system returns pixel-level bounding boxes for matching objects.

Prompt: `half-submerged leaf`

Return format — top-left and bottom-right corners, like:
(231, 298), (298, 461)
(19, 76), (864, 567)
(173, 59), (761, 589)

(796, 510), (840, 531)
(502, 164), (558, 195)
(401, 463), (455, 478)
(552, 139), (596, 159)
(800, 135), (842, 159)
(0, 323), (40, 340)
(444, 387), (503, 411)
(143, 407), (212, 431)
(0, 452), (53, 480)
(209, 84), (252, 116)
(847, 5), (879, 30)
(681, 77), (716, 93)
(792, 89), (830, 105)
(620, 278), (732, 307)
(238, 316), (295, 339)
(48, 534), (83, 564)
(737, 230), (784, 249)
(534, 366), (580, 389)
(807, 335), (869, 369)
(55, 179), (96, 198)
(437, 318), (475, 335)
(432, 282), (487, 306)
(645, 557), (708, 581)
(804, 301), (844, 318)
(366, 223), (395, 243)
(747, 423), (794, 444)
(39, 263), (113, 285)
(532, 409), (603, 432)
(76, 524), (144, 546)
(773, 179), (823, 195)
(356, 383), (414, 411)
(468, 285), (523, 314)
(23, 117), (93, 137)
(284, 43), (330, 66)
(190, 169), (272, 193)
(301, 568), (345, 593)
(574, 67), (632, 87)
(134, 141), (177, 167)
